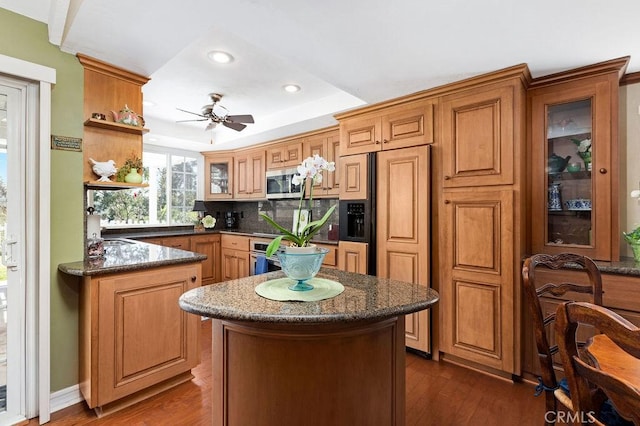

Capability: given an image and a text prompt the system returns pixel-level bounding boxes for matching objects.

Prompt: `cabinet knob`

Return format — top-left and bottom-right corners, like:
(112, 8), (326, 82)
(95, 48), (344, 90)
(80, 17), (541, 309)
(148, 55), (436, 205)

(444, 200), (451, 204)
(599, 168), (607, 174)
(444, 175), (451, 180)
(375, 140), (381, 144)
(191, 276), (197, 282)
(383, 139), (389, 144)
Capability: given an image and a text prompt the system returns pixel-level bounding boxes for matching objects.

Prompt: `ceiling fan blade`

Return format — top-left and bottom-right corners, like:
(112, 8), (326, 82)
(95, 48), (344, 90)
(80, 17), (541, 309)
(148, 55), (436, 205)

(176, 119), (209, 123)
(227, 114), (254, 124)
(177, 108), (206, 118)
(223, 121), (247, 132)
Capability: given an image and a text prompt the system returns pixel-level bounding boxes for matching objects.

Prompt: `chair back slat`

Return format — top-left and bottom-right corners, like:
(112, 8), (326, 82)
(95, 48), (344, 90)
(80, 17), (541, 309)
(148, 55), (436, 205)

(556, 302), (640, 425)
(522, 253), (604, 425)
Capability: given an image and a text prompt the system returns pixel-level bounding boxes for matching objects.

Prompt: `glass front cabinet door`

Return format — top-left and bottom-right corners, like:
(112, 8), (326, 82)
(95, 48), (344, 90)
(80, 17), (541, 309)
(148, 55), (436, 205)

(529, 60), (626, 261)
(204, 155), (233, 199)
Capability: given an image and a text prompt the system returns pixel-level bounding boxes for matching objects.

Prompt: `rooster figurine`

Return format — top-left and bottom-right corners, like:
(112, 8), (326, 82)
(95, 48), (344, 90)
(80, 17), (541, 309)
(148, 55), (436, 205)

(89, 158), (117, 182)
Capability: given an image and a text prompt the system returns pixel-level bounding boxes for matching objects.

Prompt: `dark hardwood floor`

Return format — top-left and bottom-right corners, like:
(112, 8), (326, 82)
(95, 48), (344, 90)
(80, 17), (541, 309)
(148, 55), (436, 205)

(28, 320), (545, 425)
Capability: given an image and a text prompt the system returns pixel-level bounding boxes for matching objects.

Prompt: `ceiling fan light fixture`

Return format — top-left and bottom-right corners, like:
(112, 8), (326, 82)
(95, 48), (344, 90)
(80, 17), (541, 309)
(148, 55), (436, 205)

(208, 51), (234, 64)
(283, 84), (301, 93)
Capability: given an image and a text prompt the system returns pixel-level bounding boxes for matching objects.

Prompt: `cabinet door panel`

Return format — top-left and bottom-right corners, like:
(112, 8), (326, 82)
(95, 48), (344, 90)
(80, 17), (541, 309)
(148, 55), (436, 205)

(442, 85), (514, 187)
(338, 241), (367, 274)
(382, 103), (434, 149)
(377, 146), (431, 352)
(97, 265), (200, 406)
(340, 116), (381, 156)
(441, 190), (516, 372)
(339, 153), (368, 200)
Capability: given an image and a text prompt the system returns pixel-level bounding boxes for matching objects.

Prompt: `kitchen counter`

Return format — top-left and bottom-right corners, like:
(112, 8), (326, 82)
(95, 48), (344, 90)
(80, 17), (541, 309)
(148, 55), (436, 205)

(58, 239), (207, 276)
(179, 268), (438, 322)
(103, 227), (340, 245)
(179, 269), (438, 425)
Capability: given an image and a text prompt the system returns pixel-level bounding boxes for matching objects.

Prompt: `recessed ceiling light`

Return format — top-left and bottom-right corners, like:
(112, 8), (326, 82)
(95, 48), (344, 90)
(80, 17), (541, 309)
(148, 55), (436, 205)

(208, 51), (234, 64)
(283, 84), (301, 93)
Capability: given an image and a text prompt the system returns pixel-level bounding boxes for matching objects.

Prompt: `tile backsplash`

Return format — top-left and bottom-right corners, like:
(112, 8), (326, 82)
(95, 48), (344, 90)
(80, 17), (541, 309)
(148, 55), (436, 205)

(205, 199), (339, 240)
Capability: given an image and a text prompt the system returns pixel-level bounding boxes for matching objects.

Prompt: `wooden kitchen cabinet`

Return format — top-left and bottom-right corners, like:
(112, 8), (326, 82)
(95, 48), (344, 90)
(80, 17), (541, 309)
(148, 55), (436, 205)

(339, 100), (435, 156)
(79, 263), (201, 416)
(440, 81), (518, 188)
(221, 234), (250, 280)
(191, 233), (221, 285)
(339, 153), (368, 200)
(266, 140), (303, 169)
(204, 155), (233, 199)
(303, 128), (340, 197)
(78, 54), (149, 189)
(338, 241), (368, 274)
(377, 146), (431, 353)
(438, 65), (528, 376)
(528, 57), (628, 261)
(234, 149), (266, 199)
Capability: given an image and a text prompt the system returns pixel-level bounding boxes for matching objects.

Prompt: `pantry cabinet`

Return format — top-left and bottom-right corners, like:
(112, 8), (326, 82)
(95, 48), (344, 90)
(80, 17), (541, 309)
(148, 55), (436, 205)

(528, 57), (629, 261)
(304, 128), (341, 197)
(377, 146), (431, 353)
(234, 149), (266, 199)
(79, 263), (201, 416)
(438, 65), (529, 375)
(339, 100), (434, 156)
(204, 155), (234, 200)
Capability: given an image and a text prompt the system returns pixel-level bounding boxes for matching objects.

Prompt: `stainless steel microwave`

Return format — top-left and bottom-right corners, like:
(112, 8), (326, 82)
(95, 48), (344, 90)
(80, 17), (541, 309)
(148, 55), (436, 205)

(265, 168), (302, 199)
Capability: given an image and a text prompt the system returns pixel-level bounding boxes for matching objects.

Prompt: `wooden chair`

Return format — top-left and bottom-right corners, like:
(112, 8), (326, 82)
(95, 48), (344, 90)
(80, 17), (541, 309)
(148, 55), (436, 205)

(522, 253), (603, 425)
(555, 301), (640, 425)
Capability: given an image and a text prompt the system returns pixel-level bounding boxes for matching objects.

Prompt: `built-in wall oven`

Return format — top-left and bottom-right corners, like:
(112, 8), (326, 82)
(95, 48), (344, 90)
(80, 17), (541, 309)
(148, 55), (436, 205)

(249, 238), (282, 275)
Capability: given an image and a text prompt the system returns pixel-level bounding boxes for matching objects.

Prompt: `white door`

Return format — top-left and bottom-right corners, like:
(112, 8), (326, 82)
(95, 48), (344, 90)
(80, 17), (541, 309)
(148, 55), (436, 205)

(0, 80), (28, 424)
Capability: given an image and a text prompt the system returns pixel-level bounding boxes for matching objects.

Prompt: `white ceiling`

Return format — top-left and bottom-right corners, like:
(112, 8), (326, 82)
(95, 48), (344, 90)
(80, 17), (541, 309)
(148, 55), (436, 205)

(2, 0), (640, 152)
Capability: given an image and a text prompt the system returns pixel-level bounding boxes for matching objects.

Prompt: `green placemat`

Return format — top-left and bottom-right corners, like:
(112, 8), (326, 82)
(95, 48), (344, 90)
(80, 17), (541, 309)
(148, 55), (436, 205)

(255, 277), (344, 302)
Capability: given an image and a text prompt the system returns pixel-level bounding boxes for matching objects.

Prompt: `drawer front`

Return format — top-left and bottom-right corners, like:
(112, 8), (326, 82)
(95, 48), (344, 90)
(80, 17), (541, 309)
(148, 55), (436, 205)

(316, 243), (338, 267)
(221, 234), (250, 251)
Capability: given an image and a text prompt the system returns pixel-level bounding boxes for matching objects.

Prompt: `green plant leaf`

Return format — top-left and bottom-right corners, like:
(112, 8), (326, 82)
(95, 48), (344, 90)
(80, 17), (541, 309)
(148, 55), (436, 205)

(299, 205), (336, 239)
(265, 235), (284, 257)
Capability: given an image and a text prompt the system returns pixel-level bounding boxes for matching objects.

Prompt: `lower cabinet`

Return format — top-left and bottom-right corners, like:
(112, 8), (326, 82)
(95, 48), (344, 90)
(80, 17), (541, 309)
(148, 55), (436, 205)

(221, 234), (250, 280)
(337, 241), (368, 274)
(79, 263), (202, 416)
(190, 233), (221, 285)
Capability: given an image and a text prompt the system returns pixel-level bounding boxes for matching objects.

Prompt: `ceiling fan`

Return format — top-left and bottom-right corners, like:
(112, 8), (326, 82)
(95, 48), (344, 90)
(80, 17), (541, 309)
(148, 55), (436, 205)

(176, 93), (255, 131)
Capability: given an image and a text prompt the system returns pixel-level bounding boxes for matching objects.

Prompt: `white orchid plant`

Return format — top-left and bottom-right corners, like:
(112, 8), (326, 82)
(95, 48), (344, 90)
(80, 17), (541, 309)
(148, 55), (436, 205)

(260, 155), (336, 257)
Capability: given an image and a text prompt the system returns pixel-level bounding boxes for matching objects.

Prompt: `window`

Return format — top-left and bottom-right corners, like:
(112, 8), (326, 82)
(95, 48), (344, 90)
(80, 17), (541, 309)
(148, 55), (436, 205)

(92, 150), (198, 227)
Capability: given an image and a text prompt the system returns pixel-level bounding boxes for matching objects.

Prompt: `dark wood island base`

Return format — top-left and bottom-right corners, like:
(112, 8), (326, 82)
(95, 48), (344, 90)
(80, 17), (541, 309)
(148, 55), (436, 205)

(211, 317), (406, 425)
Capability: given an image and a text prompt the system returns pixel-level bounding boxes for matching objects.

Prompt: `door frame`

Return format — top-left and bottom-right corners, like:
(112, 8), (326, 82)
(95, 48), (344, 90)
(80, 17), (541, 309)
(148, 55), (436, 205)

(0, 54), (54, 424)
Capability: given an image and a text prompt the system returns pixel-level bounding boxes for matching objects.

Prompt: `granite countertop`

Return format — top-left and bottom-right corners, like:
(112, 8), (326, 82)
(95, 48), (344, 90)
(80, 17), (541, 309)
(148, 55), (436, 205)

(58, 239), (207, 277)
(589, 258), (640, 277)
(103, 227), (340, 246)
(178, 268), (439, 323)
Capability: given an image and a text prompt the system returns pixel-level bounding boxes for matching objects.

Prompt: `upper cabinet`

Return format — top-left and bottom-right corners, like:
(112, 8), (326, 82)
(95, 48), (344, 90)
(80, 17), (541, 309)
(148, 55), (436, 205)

(234, 149), (266, 199)
(266, 140), (303, 169)
(204, 155), (233, 200)
(338, 100), (435, 156)
(528, 57), (629, 261)
(78, 54), (149, 189)
(440, 82), (518, 188)
(303, 128), (340, 197)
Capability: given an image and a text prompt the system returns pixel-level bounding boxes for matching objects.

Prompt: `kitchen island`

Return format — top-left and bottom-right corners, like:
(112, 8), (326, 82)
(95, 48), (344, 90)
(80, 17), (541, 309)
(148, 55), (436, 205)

(59, 239), (207, 416)
(179, 268), (439, 426)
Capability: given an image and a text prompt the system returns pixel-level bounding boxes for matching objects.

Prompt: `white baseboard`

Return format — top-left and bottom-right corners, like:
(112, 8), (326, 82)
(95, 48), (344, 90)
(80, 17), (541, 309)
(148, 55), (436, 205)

(49, 384), (83, 414)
